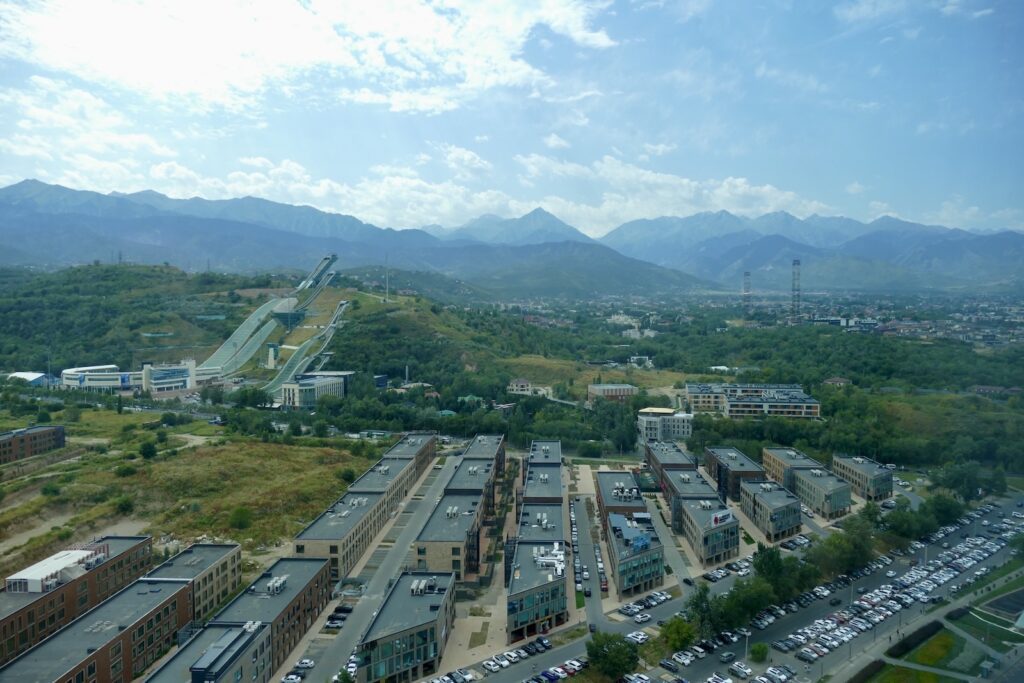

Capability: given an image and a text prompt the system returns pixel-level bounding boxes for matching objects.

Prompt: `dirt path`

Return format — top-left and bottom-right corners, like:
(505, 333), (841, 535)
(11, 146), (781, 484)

(174, 434), (213, 448)
(0, 510), (76, 554)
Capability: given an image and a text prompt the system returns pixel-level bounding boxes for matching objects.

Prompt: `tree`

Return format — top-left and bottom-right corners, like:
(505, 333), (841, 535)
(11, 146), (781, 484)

(229, 507), (253, 529)
(685, 582), (715, 638)
(660, 616), (698, 651)
(114, 495), (134, 514)
(36, 410), (51, 423)
(989, 467), (1008, 496)
(313, 420), (329, 438)
(749, 643), (769, 663)
(155, 429), (168, 444)
(922, 494), (964, 526)
(338, 468), (356, 483)
(859, 501), (882, 528)
(139, 441), (157, 459)
(336, 673), (355, 683)
(586, 631), (638, 681)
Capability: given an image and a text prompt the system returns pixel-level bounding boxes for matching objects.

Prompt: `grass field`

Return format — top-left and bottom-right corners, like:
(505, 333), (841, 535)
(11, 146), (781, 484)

(950, 611), (1024, 652)
(496, 355), (686, 397)
(905, 628), (984, 675)
(866, 664), (961, 683)
(967, 557), (1024, 596)
(1007, 476), (1024, 492)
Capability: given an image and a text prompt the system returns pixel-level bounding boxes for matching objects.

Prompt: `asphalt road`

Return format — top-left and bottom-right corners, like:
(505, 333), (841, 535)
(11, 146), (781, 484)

(474, 499), (1019, 683)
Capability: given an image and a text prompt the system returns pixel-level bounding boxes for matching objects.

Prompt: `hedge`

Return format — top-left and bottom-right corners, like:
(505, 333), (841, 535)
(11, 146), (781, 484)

(885, 620), (944, 658)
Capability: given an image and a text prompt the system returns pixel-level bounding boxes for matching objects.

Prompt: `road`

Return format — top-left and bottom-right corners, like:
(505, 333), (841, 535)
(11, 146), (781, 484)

(304, 456), (459, 680)
(476, 498), (1020, 683)
(644, 498), (694, 590)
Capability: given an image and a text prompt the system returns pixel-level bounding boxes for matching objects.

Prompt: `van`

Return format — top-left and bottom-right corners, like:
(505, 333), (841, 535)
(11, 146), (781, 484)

(689, 646), (705, 659)
(719, 651), (736, 663)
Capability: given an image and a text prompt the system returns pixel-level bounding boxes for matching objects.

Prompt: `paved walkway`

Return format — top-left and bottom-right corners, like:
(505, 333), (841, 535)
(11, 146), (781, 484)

(879, 655), (973, 680)
(644, 497), (693, 589)
(945, 619), (1006, 660)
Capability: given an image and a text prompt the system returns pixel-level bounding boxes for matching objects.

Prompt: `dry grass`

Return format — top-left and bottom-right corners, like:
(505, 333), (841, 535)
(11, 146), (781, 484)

(497, 355), (686, 397)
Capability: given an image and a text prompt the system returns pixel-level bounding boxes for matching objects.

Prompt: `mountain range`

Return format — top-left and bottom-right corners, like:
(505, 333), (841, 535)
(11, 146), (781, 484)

(0, 179), (1021, 295)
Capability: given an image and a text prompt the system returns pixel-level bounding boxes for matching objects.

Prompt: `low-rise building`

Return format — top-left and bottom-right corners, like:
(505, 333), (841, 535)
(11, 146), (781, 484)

(739, 480), (802, 542)
(145, 621), (271, 683)
(792, 468), (852, 520)
(0, 577), (192, 683)
(381, 433), (437, 481)
(704, 447), (765, 501)
(280, 371), (354, 409)
(587, 383), (637, 403)
(595, 471), (646, 520)
(414, 493), (483, 581)
(518, 441), (563, 510)
(145, 543), (242, 623)
(684, 383), (820, 419)
(506, 541), (569, 644)
(355, 572), (456, 683)
(0, 425), (66, 464)
(637, 408), (694, 443)
(678, 498), (739, 567)
(643, 441), (697, 490)
(0, 536), (153, 666)
(761, 447), (822, 490)
(831, 454), (894, 501)
(210, 558), (330, 673)
(61, 361), (197, 393)
(662, 471), (720, 534)
(606, 513), (664, 596)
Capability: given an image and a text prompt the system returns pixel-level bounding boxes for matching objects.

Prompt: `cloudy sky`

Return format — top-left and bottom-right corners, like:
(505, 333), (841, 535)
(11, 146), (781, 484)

(0, 0), (1020, 236)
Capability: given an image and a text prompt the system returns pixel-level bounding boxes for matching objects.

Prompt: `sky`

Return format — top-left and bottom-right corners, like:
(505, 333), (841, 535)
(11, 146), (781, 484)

(0, 0), (1021, 236)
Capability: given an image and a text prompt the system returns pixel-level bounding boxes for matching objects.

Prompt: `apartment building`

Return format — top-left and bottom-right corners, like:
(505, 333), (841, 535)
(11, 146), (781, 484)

(704, 447), (765, 501)
(145, 544), (242, 623)
(792, 468), (852, 520)
(145, 621), (271, 683)
(0, 425), (66, 464)
(506, 540), (569, 645)
(414, 493), (484, 581)
(678, 498), (740, 567)
(0, 536), (153, 666)
(209, 558), (330, 673)
(636, 408), (694, 443)
(355, 573), (456, 683)
(606, 513), (664, 596)
(518, 441), (563, 513)
(761, 447), (822, 490)
(595, 471), (647, 521)
(643, 441), (697, 491)
(739, 480), (802, 543)
(0, 578), (192, 683)
(831, 454), (894, 501)
(684, 383), (820, 419)
(587, 384), (638, 403)
(460, 434), (506, 518)
(381, 433), (437, 480)
(662, 471), (720, 534)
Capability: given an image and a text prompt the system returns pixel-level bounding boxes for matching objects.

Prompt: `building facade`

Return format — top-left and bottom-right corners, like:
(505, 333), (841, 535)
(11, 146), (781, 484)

(678, 499), (740, 566)
(145, 543), (242, 623)
(356, 573), (456, 683)
(0, 425), (66, 464)
(61, 362), (197, 393)
(761, 447), (822, 490)
(685, 383), (820, 419)
(739, 480), (802, 542)
(643, 441), (697, 491)
(606, 513), (664, 596)
(637, 408), (694, 443)
(145, 621), (272, 683)
(587, 384), (638, 403)
(0, 536), (153, 667)
(831, 455), (894, 501)
(415, 493), (484, 581)
(704, 447), (765, 501)
(792, 468), (852, 520)
(661, 471), (719, 534)
(280, 371), (354, 410)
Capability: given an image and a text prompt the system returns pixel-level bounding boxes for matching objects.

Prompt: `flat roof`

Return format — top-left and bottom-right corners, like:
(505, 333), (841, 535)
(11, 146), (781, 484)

(212, 558), (327, 625)
(645, 441), (697, 467)
(517, 504), (565, 542)
(147, 544), (237, 581)
(462, 434), (504, 460)
(446, 459), (494, 493)
(727, 391), (819, 405)
(0, 578), (189, 682)
(589, 383), (636, 390)
(417, 493), (482, 542)
(832, 454), (891, 477)
(382, 433), (435, 459)
(663, 471), (719, 499)
(763, 447), (821, 467)
(595, 471), (646, 510)
(607, 513), (662, 561)
(347, 458), (413, 493)
(707, 447), (763, 472)
(523, 462), (562, 501)
(294, 491), (383, 541)
(363, 573), (453, 642)
(793, 468), (851, 493)
(0, 536), (149, 621)
(740, 480), (800, 509)
(1, 425), (62, 439)
(680, 499), (738, 532)
(146, 623), (267, 683)
(638, 407), (677, 415)
(509, 542), (567, 596)
(527, 440), (562, 463)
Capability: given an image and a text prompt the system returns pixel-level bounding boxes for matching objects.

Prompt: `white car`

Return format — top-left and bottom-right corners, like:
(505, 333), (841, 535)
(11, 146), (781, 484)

(503, 651), (519, 663)
(282, 676), (302, 683)
(481, 660), (501, 673)
(634, 613), (652, 624)
(737, 568), (750, 577)
(295, 659), (316, 669)
(493, 654), (510, 668)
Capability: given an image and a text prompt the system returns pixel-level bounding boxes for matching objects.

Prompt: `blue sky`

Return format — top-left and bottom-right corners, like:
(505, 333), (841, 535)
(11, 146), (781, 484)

(0, 0), (1020, 236)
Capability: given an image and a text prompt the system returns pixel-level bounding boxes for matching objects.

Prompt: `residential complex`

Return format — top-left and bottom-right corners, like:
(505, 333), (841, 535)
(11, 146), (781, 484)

(355, 572), (456, 683)
(761, 447), (823, 490)
(739, 480), (802, 542)
(415, 493), (484, 581)
(704, 446), (765, 501)
(792, 468), (852, 520)
(280, 371), (354, 409)
(0, 424), (66, 464)
(145, 621), (271, 683)
(832, 454), (894, 501)
(643, 440), (697, 491)
(209, 558), (331, 673)
(518, 441), (563, 509)
(145, 543), (242, 623)
(684, 383), (820, 419)
(636, 408), (694, 443)
(587, 383), (637, 403)
(0, 536), (153, 666)
(605, 513), (664, 596)
(677, 497), (740, 567)
(0, 577), (192, 683)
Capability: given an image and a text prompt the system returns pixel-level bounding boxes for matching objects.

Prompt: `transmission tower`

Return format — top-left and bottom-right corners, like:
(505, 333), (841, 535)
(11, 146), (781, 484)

(791, 259), (801, 320)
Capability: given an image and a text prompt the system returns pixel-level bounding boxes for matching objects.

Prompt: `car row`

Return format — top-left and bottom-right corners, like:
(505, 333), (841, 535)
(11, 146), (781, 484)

(479, 638), (553, 674)
(428, 669), (477, 683)
(514, 656), (588, 682)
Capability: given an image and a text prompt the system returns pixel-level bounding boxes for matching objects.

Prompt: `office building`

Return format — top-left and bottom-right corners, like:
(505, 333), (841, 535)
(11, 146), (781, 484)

(792, 468), (852, 520)
(605, 513), (664, 596)
(518, 441), (563, 510)
(595, 471), (646, 520)
(587, 384), (637, 403)
(461, 434), (506, 518)
(0, 578), (192, 683)
(210, 558), (330, 673)
(381, 433), (437, 480)
(643, 441), (697, 490)
(831, 454), (894, 501)
(684, 383), (820, 419)
(739, 480), (802, 542)
(146, 544), (242, 623)
(280, 371), (354, 410)
(355, 572), (456, 683)
(506, 540), (569, 644)
(637, 408), (694, 443)
(415, 493), (483, 581)
(678, 498), (740, 566)
(145, 621), (271, 683)
(661, 471), (720, 534)
(61, 361), (197, 393)
(0, 536), (152, 666)
(0, 425), (66, 464)
(761, 447), (822, 490)
(704, 447), (765, 501)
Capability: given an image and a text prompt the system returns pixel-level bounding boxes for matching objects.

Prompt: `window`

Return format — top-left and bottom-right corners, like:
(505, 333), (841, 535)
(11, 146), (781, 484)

(417, 547), (426, 556)
(296, 545), (305, 554)
(451, 547), (460, 556)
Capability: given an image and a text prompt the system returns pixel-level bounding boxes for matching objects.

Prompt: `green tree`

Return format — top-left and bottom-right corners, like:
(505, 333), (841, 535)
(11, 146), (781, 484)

(229, 507), (253, 529)
(139, 441), (157, 459)
(660, 617), (699, 651)
(749, 643), (769, 663)
(922, 494), (964, 526)
(586, 631), (638, 681)
(155, 429), (168, 444)
(989, 467), (1008, 496)
(114, 495), (134, 514)
(338, 468), (356, 483)
(63, 405), (81, 422)
(685, 582), (715, 638)
(859, 501), (882, 528)
(36, 409), (51, 423)
(313, 420), (329, 438)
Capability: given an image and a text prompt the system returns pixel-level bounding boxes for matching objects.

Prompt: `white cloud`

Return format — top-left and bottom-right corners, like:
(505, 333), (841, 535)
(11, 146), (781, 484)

(754, 63), (827, 93)
(434, 143), (491, 180)
(834, 0), (906, 23)
(902, 26), (922, 39)
(474, 135), (489, 143)
(868, 200), (893, 218)
(239, 156), (274, 169)
(846, 181), (866, 195)
(543, 133), (571, 149)
(926, 194), (983, 227)
(633, 0), (712, 22)
(643, 142), (677, 156)
(916, 121), (948, 135)
(0, 0), (616, 113)
(972, 8), (994, 18)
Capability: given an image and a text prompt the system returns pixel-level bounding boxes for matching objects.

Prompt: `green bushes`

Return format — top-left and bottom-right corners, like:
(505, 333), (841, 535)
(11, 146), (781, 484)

(885, 620), (944, 658)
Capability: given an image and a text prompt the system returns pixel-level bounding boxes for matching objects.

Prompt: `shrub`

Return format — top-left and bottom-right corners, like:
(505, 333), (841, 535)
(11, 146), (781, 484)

(139, 441), (157, 459)
(41, 482), (61, 496)
(155, 429), (168, 444)
(114, 495), (135, 514)
(115, 465), (137, 477)
(885, 621), (943, 658)
(229, 507), (253, 529)
(338, 467), (356, 483)
(749, 643), (768, 663)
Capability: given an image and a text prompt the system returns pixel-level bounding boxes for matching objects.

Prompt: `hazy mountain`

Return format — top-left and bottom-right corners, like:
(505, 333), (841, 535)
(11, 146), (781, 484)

(445, 208), (593, 245)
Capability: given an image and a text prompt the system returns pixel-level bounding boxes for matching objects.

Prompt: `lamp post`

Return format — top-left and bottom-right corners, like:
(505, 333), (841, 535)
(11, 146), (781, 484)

(744, 632), (749, 660)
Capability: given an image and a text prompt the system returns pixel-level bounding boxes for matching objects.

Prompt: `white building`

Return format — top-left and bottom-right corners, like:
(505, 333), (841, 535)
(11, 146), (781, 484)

(280, 371), (354, 409)
(61, 360), (196, 393)
(636, 407), (694, 442)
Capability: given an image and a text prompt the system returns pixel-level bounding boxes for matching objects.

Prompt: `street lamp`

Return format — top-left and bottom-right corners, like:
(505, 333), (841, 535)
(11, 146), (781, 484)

(744, 632), (749, 660)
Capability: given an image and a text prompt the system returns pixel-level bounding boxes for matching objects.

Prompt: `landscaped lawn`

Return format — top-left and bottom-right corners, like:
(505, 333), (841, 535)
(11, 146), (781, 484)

(950, 611), (1024, 653)
(905, 628), (985, 675)
(867, 664), (961, 683)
